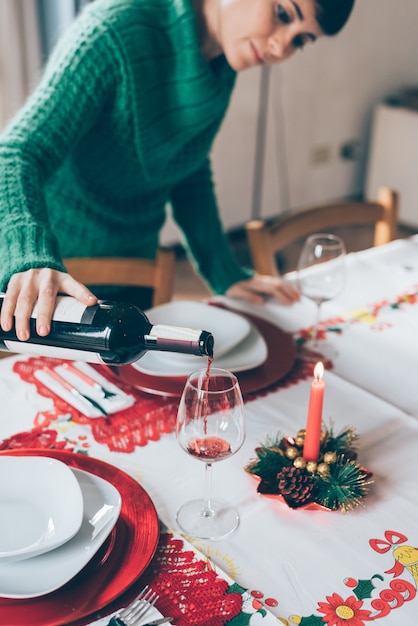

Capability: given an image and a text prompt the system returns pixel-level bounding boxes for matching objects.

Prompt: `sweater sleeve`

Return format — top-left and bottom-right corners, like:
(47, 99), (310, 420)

(170, 158), (253, 295)
(0, 13), (119, 290)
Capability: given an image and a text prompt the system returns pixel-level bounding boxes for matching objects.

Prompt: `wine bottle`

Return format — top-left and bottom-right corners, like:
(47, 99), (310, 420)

(0, 295), (214, 365)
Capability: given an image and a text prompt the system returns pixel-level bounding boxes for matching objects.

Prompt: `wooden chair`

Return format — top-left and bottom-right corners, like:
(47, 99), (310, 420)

(63, 247), (176, 307)
(245, 187), (399, 276)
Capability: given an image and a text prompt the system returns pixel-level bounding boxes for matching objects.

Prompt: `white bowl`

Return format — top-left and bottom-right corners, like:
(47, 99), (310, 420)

(0, 457), (84, 563)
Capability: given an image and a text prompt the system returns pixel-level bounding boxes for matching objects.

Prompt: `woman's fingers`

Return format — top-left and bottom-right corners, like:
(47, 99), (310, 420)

(1, 271), (42, 340)
(1, 268), (98, 339)
(225, 275), (300, 305)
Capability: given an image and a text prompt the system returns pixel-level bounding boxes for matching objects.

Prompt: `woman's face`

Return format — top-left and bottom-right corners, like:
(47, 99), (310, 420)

(217, 0), (323, 71)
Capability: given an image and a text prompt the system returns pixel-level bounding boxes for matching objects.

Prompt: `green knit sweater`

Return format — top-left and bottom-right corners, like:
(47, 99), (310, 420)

(0, 0), (251, 295)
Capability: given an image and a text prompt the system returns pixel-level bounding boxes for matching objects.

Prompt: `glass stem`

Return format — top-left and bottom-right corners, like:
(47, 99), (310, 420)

(202, 462), (215, 517)
(313, 302), (322, 347)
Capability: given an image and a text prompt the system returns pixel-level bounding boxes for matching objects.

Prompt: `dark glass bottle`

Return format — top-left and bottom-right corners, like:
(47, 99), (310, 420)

(0, 296), (214, 365)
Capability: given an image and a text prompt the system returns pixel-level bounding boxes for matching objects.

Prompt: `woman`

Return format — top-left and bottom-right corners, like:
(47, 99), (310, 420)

(0, 0), (354, 340)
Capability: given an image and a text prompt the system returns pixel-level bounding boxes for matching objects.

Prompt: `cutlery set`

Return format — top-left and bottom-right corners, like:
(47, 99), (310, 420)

(43, 366), (109, 416)
(62, 361), (118, 399)
(108, 585), (172, 626)
(34, 361), (135, 418)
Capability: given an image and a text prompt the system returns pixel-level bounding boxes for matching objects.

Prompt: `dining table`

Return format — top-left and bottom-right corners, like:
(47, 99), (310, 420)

(0, 235), (417, 626)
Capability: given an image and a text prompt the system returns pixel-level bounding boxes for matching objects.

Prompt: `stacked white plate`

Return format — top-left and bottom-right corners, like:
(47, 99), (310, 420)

(0, 456), (121, 598)
(134, 301), (268, 377)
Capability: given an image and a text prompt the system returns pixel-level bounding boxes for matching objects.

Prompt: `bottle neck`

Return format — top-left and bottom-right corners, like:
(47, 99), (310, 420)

(145, 325), (213, 357)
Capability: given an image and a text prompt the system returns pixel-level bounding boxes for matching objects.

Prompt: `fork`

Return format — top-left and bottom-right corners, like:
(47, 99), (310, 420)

(108, 586), (159, 626)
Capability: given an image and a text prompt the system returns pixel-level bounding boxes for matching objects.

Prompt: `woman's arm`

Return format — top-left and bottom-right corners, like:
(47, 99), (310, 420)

(170, 157), (251, 294)
(170, 158), (299, 304)
(0, 12), (121, 337)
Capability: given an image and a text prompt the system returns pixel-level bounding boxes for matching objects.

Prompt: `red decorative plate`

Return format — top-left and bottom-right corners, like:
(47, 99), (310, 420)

(109, 310), (296, 397)
(0, 450), (160, 626)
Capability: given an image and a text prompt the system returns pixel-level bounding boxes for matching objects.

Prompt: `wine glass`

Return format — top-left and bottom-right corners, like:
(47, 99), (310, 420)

(297, 233), (346, 359)
(176, 367), (245, 540)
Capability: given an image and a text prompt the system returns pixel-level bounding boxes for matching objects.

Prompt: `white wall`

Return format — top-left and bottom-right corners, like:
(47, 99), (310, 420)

(0, 0), (42, 126)
(275, 0), (418, 212)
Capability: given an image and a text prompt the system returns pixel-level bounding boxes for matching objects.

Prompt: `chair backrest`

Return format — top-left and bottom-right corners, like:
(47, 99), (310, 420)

(245, 187), (399, 276)
(63, 247), (175, 307)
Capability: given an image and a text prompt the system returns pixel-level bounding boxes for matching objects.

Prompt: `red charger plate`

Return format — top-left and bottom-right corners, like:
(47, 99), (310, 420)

(0, 449), (160, 626)
(108, 309), (296, 397)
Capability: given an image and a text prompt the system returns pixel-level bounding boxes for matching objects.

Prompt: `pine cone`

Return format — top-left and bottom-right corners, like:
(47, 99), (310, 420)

(277, 466), (314, 508)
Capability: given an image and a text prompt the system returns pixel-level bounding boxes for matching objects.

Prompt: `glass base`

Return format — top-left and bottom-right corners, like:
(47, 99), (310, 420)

(300, 339), (338, 363)
(176, 498), (240, 540)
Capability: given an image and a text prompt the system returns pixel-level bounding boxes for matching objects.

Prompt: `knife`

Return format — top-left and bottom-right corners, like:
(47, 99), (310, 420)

(42, 366), (108, 417)
(62, 361), (118, 399)
(142, 618), (172, 626)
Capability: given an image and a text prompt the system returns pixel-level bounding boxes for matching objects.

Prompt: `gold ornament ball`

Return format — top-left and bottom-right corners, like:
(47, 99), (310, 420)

(294, 435), (305, 447)
(293, 456), (307, 469)
(306, 461), (317, 473)
(317, 463), (330, 477)
(285, 446), (298, 460)
(297, 429), (306, 437)
(323, 451), (337, 464)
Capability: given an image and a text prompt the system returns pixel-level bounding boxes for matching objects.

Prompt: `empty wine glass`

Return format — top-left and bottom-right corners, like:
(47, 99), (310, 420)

(176, 367), (245, 540)
(297, 233), (346, 359)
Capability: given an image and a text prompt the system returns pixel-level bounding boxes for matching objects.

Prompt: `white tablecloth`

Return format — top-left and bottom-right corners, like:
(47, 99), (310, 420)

(215, 235), (418, 416)
(0, 237), (417, 626)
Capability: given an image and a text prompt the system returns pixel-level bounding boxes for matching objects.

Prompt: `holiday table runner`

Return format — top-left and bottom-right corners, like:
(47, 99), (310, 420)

(294, 286), (418, 349)
(88, 527), (418, 626)
(3, 352), (317, 454)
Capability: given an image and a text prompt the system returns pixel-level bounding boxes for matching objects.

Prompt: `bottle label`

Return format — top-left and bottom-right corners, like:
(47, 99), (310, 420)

(38, 296), (90, 323)
(0, 295), (102, 360)
(0, 294), (90, 323)
(1, 341), (103, 363)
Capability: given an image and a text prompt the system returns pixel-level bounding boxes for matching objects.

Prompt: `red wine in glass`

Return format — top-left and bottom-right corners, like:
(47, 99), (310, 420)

(187, 436), (232, 461)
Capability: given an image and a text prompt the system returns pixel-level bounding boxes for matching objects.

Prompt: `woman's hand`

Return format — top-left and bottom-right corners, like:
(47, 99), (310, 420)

(225, 274), (300, 305)
(0, 268), (97, 341)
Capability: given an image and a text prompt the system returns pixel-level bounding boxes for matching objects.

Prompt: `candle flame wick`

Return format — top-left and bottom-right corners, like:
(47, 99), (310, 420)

(314, 361), (324, 380)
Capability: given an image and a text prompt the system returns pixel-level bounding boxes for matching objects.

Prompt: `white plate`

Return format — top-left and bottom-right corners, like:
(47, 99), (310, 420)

(0, 468), (122, 598)
(144, 301), (251, 360)
(0, 457), (83, 563)
(134, 321), (268, 376)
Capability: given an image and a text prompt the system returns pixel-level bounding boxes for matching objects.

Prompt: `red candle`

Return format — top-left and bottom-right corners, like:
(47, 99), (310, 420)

(303, 362), (325, 461)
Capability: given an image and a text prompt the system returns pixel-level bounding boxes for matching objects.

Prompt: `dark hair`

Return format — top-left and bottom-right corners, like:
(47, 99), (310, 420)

(315, 0), (355, 36)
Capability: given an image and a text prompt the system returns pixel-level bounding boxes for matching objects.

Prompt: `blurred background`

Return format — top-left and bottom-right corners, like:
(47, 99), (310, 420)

(1, 0), (417, 256)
